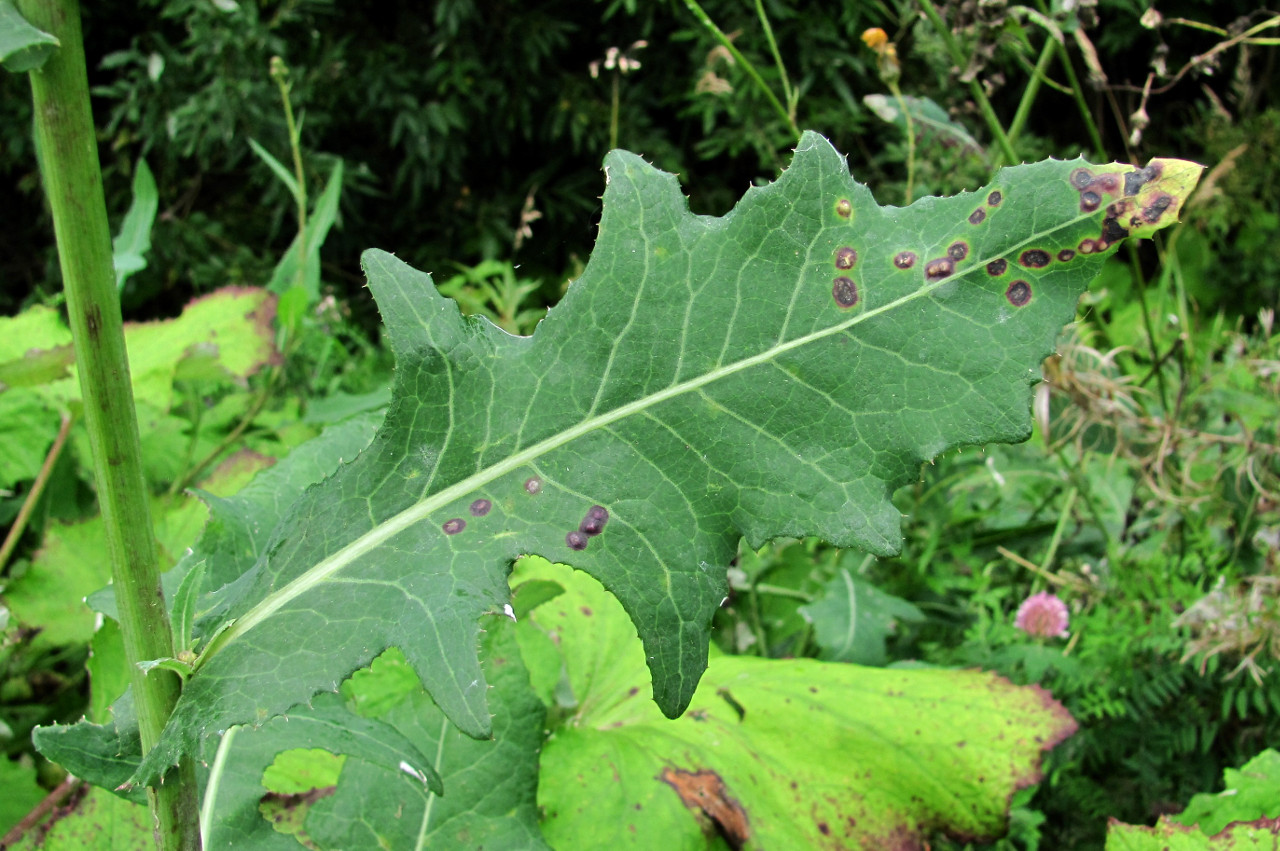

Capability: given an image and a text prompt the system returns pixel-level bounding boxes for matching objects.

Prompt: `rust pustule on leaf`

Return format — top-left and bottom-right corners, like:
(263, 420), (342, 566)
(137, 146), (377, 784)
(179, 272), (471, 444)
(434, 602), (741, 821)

(660, 767), (750, 849)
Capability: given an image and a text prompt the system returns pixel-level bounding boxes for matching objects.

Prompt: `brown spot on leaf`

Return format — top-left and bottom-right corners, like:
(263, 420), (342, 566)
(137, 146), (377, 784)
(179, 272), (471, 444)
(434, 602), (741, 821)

(442, 518), (466, 535)
(987, 190), (1003, 206)
(1101, 218), (1128, 243)
(834, 246), (858, 270)
(1124, 162), (1162, 196)
(893, 251), (916, 270)
(818, 822), (831, 836)
(580, 505), (609, 536)
(524, 477), (542, 495)
(1080, 190), (1101, 212)
(580, 606), (593, 616)
(1057, 249), (1076, 262)
(1006, 280), (1032, 307)
(1142, 194), (1173, 223)
(1090, 173), (1121, 195)
(832, 277), (859, 308)
(1069, 168), (1093, 190)
(835, 198), (852, 219)
(968, 208), (986, 225)
(469, 499), (492, 517)
(986, 258), (1007, 276)
(1078, 238), (1097, 254)
(947, 241), (969, 261)
(660, 768), (750, 849)
(1019, 249), (1051, 268)
(924, 257), (955, 281)
(566, 531), (588, 551)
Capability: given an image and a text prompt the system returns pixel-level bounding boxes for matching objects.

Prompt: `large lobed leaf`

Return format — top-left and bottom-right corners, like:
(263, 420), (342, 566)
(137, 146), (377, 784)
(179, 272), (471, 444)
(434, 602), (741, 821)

(522, 558), (1076, 849)
(133, 132), (1199, 782)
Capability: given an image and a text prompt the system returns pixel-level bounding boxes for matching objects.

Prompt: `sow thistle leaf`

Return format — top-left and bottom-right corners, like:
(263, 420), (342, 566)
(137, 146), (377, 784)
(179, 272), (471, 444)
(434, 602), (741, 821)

(136, 132), (1199, 783)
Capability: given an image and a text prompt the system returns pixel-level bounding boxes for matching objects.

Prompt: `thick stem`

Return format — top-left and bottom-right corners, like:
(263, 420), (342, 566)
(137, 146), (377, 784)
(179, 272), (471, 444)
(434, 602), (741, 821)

(17, 0), (201, 847)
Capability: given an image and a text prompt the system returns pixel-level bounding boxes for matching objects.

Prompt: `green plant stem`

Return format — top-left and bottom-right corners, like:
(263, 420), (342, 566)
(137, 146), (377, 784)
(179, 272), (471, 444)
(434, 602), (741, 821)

(917, 0), (1018, 167)
(753, 0), (796, 123)
(610, 72), (620, 150)
(273, 64), (307, 288)
(17, 0), (201, 847)
(1007, 36), (1056, 147)
(681, 0), (800, 140)
(1033, 0), (1106, 161)
(0, 411), (72, 572)
(888, 78), (917, 203)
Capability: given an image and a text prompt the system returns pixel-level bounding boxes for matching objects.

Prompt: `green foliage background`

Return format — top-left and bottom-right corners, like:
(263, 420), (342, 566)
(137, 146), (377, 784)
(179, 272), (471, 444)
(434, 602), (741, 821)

(2, 1), (1278, 849)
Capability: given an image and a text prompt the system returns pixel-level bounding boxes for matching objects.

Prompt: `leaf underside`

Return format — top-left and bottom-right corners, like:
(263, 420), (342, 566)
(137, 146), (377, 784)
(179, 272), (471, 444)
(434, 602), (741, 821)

(134, 132), (1199, 782)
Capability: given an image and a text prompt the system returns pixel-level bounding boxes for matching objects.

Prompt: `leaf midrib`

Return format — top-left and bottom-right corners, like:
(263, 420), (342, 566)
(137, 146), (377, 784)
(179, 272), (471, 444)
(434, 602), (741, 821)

(203, 203), (1093, 665)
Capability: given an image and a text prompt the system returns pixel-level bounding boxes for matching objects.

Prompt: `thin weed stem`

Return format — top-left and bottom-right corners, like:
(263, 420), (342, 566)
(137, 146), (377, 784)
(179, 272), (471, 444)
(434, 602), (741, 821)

(754, 0), (796, 124)
(681, 0), (800, 140)
(1008, 37), (1056, 147)
(917, 0), (1018, 167)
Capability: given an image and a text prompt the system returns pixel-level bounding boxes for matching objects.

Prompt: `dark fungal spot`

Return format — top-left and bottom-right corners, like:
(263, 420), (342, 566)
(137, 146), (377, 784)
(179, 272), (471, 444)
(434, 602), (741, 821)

(831, 277), (859, 308)
(987, 190), (1003, 206)
(1006, 280), (1032, 307)
(1080, 190), (1101, 212)
(835, 198), (852, 219)
(1091, 173), (1121, 194)
(1123, 163), (1161, 196)
(442, 518), (466, 535)
(566, 530), (588, 551)
(986, 258), (1008, 276)
(893, 250), (916, 269)
(1019, 249), (1051, 268)
(968, 208), (986, 225)
(1070, 168), (1093, 190)
(524, 477), (542, 495)
(469, 498), (492, 517)
(580, 505), (609, 536)
(1142, 194), (1173, 223)
(834, 246), (857, 270)
(1057, 248), (1076, 262)
(947, 241), (969, 261)
(1102, 218), (1128, 243)
(924, 257), (955, 281)
(1078, 238), (1097, 254)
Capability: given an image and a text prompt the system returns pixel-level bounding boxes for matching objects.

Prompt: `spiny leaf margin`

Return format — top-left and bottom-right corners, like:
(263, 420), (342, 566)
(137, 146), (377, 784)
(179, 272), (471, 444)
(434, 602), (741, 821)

(133, 132), (1200, 785)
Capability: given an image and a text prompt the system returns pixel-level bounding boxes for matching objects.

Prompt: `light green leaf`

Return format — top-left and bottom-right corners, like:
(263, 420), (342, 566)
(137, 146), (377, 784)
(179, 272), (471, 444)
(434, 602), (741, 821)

(4, 786), (152, 851)
(112, 159), (158, 291)
(799, 566), (924, 665)
(0, 0), (58, 73)
(0, 755), (45, 839)
(247, 138), (302, 206)
(864, 93), (983, 157)
(1174, 749), (1280, 833)
(1106, 817), (1280, 850)
(525, 558), (1077, 848)
(267, 159), (344, 301)
(132, 133), (1198, 784)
